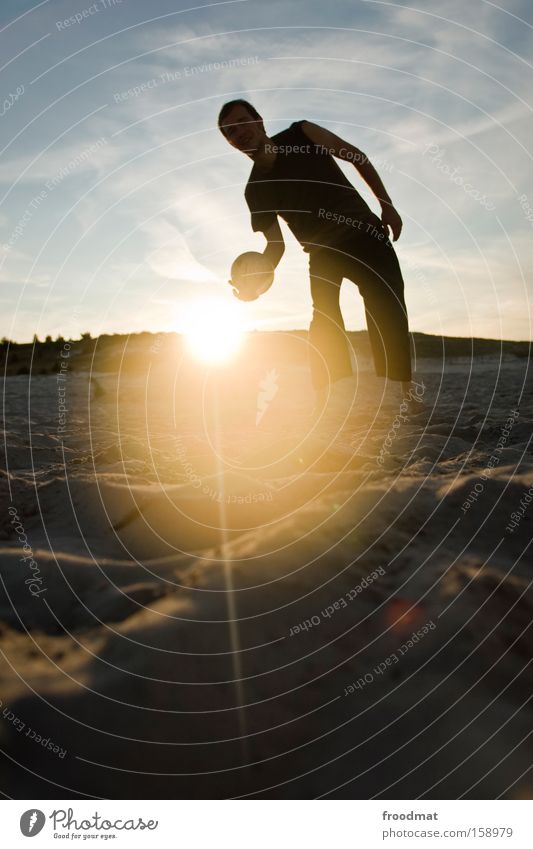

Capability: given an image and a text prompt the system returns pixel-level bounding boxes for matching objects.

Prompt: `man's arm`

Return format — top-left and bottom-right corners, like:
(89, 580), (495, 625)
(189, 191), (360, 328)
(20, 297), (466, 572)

(261, 218), (285, 268)
(299, 120), (403, 241)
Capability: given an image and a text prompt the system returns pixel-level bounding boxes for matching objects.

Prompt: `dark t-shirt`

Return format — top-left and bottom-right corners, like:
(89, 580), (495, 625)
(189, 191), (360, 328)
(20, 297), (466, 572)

(244, 120), (377, 253)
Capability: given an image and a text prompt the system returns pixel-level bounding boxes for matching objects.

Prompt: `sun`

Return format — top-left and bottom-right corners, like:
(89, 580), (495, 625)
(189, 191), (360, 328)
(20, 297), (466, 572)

(182, 298), (247, 364)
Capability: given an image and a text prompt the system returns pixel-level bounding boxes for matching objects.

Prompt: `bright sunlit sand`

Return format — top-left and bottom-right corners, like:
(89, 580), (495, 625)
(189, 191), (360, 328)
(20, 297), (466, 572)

(182, 298), (247, 364)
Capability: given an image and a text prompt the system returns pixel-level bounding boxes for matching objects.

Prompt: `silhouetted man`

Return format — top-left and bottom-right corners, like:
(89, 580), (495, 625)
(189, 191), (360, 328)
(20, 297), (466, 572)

(218, 99), (416, 406)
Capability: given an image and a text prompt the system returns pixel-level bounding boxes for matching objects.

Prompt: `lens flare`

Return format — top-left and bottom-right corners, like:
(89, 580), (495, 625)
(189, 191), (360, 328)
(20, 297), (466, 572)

(183, 299), (246, 364)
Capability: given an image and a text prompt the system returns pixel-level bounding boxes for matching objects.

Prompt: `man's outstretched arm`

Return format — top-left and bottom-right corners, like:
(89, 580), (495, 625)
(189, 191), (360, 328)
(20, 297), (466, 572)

(300, 120), (403, 241)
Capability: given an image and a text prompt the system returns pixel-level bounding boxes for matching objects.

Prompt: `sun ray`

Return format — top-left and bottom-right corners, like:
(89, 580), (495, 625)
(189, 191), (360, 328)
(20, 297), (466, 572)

(182, 298), (247, 364)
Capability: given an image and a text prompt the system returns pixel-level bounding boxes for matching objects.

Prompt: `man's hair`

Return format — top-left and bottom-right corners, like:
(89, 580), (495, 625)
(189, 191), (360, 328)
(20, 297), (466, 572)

(217, 99), (263, 138)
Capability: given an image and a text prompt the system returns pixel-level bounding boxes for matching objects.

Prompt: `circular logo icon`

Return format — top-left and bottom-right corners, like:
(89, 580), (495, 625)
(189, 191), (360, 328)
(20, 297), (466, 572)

(20, 810), (46, 837)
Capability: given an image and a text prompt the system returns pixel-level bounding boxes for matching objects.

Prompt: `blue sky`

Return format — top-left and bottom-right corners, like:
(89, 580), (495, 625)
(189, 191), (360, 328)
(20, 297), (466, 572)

(1, 0), (532, 341)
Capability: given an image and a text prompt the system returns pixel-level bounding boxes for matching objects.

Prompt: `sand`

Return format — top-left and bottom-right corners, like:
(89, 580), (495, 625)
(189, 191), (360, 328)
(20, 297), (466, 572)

(1, 350), (532, 799)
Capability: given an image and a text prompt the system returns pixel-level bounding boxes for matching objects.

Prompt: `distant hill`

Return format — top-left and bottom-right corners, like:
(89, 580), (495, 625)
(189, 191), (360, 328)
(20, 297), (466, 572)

(1, 331), (530, 377)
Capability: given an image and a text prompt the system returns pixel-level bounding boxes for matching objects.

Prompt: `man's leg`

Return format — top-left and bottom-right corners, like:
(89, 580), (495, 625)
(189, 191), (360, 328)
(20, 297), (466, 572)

(363, 275), (412, 382)
(308, 248), (353, 398)
(339, 228), (412, 388)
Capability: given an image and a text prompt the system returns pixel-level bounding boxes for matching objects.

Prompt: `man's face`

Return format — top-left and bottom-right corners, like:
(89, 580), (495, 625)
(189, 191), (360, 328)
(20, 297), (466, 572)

(221, 104), (266, 155)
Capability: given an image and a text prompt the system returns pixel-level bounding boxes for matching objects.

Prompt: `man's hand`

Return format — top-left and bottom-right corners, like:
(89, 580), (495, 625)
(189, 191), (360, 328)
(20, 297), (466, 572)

(228, 279), (258, 301)
(299, 121), (404, 239)
(380, 203), (402, 241)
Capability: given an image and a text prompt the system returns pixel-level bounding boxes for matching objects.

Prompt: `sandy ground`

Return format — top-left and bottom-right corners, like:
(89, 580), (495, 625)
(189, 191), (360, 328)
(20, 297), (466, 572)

(1, 351), (532, 799)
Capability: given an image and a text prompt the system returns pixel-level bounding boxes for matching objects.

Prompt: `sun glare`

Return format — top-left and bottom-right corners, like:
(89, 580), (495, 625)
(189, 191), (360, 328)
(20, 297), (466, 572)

(182, 299), (247, 364)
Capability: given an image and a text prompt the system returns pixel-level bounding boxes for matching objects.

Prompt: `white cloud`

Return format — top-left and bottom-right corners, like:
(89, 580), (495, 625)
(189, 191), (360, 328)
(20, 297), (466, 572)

(141, 216), (218, 282)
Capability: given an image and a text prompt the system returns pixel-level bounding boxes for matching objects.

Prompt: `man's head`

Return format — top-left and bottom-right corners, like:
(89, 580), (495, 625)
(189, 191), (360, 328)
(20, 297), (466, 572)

(218, 99), (267, 156)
